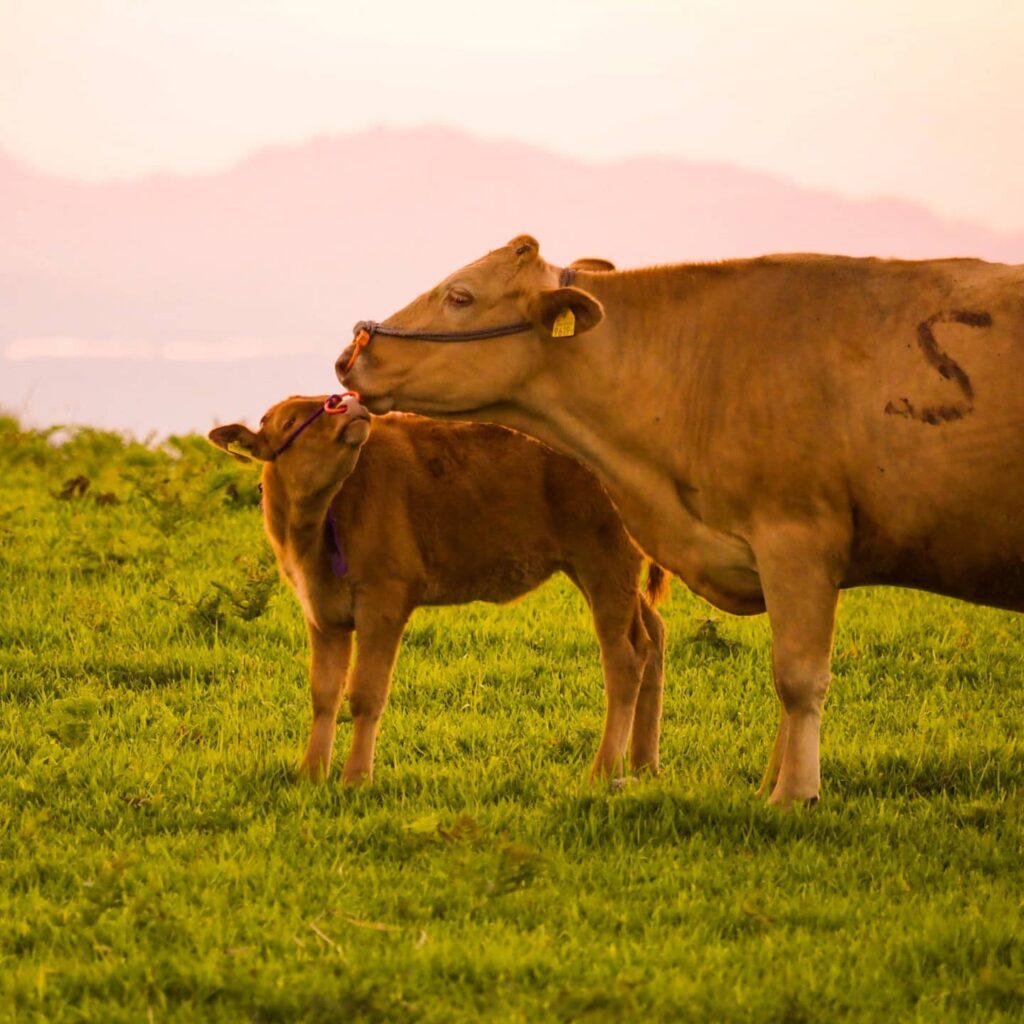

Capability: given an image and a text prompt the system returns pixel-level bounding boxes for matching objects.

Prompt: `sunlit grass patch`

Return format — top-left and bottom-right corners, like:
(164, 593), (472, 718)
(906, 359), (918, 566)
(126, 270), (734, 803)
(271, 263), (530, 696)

(1, 419), (1022, 1021)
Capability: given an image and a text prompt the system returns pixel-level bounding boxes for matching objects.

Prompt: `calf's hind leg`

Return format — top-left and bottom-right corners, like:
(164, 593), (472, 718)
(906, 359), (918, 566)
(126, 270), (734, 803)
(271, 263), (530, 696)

(298, 625), (353, 781)
(578, 578), (650, 780)
(629, 598), (666, 774)
(755, 707), (789, 797)
(342, 597), (409, 785)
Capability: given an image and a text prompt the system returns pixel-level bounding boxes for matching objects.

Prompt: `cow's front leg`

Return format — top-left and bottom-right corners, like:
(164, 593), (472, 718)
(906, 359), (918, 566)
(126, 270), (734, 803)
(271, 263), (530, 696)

(342, 595), (409, 785)
(756, 530), (841, 808)
(298, 624), (353, 780)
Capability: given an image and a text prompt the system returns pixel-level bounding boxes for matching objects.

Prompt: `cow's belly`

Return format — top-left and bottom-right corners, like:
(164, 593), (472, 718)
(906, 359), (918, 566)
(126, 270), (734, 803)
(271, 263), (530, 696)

(849, 561), (1024, 613)
(844, 481), (1024, 611)
(847, 533), (1024, 612)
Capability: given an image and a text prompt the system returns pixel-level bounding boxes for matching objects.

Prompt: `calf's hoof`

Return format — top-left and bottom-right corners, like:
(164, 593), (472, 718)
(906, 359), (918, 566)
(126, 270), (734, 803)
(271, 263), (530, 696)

(610, 776), (639, 791)
(295, 760), (331, 783)
(589, 757), (630, 783)
(341, 765), (373, 787)
(767, 787), (820, 811)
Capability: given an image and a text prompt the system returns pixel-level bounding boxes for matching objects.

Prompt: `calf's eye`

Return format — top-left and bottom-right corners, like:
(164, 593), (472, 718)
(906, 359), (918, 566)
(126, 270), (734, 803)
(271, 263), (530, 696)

(283, 418), (295, 430)
(446, 289), (473, 307)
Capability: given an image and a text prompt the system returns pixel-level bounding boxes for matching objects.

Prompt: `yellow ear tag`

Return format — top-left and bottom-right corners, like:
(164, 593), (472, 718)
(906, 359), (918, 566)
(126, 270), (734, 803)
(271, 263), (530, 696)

(551, 307), (576, 338)
(226, 441), (251, 460)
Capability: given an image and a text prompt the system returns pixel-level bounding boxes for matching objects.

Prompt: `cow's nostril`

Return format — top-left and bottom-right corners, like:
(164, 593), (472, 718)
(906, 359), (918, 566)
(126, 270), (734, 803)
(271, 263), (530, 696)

(335, 347), (354, 382)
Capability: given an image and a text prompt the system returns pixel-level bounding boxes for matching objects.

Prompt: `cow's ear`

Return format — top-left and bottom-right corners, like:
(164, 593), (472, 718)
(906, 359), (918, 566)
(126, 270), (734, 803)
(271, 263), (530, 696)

(527, 286), (604, 338)
(569, 257), (616, 272)
(508, 234), (540, 265)
(208, 424), (272, 463)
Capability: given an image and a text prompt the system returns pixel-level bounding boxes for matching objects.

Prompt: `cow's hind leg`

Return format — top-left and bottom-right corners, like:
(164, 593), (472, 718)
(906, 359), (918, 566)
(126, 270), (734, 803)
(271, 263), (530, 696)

(630, 598), (666, 774)
(756, 529), (841, 808)
(298, 624), (353, 781)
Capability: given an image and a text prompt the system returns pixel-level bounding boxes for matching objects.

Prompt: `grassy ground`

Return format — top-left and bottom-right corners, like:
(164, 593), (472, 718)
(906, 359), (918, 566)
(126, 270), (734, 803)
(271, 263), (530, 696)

(1, 416), (1022, 1023)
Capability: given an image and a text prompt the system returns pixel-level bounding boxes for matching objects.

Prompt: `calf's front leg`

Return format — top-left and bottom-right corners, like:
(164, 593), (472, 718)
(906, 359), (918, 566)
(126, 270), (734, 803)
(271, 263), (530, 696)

(342, 599), (409, 785)
(298, 624), (353, 781)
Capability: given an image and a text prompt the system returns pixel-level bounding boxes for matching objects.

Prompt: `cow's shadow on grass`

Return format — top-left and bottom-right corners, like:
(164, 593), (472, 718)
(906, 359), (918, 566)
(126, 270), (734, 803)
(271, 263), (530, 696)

(545, 749), (1024, 850)
(831, 747), (1024, 799)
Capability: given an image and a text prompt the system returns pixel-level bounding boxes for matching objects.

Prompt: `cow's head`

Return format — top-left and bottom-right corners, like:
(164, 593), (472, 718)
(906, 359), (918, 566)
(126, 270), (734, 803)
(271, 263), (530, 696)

(208, 394), (371, 498)
(337, 236), (608, 416)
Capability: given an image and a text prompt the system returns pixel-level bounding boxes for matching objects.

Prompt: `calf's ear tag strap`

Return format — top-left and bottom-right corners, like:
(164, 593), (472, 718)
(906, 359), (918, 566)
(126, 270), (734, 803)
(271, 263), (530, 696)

(551, 308), (576, 338)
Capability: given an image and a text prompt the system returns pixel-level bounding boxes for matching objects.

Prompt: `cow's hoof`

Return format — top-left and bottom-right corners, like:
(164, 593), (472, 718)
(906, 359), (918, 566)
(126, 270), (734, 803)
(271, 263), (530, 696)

(767, 789), (820, 810)
(610, 776), (638, 791)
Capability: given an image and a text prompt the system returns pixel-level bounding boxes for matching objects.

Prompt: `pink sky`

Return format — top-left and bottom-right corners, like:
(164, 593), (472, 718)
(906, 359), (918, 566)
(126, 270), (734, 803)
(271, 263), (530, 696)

(2, 0), (1024, 232)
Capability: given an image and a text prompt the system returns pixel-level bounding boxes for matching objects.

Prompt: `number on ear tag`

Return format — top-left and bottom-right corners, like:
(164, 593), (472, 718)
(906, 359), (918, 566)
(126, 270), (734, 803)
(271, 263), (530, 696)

(551, 308), (576, 338)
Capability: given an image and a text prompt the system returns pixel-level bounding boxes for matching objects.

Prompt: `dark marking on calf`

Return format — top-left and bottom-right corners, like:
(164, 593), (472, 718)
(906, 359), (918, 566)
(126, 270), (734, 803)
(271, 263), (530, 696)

(427, 457), (445, 479)
(885, 309), (991, 425)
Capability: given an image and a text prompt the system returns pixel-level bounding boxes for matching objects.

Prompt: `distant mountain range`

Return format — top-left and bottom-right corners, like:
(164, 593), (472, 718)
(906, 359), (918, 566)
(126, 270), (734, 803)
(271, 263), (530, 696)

(3, 127), (1023, 435)
(4, 125), (1023, 347)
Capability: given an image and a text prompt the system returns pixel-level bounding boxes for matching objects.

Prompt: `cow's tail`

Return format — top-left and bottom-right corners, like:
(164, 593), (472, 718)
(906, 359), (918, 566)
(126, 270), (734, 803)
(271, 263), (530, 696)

(645, 562), (670, 605)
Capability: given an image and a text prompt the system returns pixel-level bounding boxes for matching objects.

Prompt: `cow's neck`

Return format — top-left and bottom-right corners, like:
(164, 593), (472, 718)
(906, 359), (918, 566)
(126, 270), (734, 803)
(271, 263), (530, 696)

(486, 265), (738, 573)
(533, 271), (711, 475)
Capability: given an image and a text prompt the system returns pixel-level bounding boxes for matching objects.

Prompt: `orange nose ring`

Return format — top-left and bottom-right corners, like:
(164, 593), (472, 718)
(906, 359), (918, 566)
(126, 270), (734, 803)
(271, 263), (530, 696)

(341, 328), (371, 375)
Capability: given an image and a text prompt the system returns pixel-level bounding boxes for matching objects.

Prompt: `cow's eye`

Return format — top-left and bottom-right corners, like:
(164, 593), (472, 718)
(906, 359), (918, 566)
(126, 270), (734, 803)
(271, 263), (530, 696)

(283, 418), (295, 430)
(446, 288), (473, 307)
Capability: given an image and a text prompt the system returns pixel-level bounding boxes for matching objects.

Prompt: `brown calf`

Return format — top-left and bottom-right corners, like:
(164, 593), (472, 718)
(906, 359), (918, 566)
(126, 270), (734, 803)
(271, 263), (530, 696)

(209, 394), (667, 784)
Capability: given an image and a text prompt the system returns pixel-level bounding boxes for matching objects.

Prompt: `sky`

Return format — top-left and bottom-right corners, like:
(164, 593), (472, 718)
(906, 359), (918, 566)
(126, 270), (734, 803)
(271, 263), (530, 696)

(2, 0), (1024, 232)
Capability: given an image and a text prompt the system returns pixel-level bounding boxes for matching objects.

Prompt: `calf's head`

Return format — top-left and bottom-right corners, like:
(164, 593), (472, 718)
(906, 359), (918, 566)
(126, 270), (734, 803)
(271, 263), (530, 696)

(208, 394), (371, 497)
(337, 236), (606, 416)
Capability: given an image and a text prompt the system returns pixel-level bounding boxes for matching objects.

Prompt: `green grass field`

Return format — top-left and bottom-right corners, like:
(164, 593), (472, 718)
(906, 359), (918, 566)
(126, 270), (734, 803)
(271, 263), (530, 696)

(1, 416), (1022, 1022)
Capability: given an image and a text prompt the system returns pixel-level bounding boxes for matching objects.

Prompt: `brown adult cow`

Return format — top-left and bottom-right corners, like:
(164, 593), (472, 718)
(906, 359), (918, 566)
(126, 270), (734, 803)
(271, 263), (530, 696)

(337, 235), (1024, 807)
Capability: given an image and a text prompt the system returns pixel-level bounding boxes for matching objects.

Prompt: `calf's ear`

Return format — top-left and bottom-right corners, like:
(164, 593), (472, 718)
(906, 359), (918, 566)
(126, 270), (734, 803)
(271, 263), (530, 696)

(527, 286), (604, 337)
(208, 424), (272, 463)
